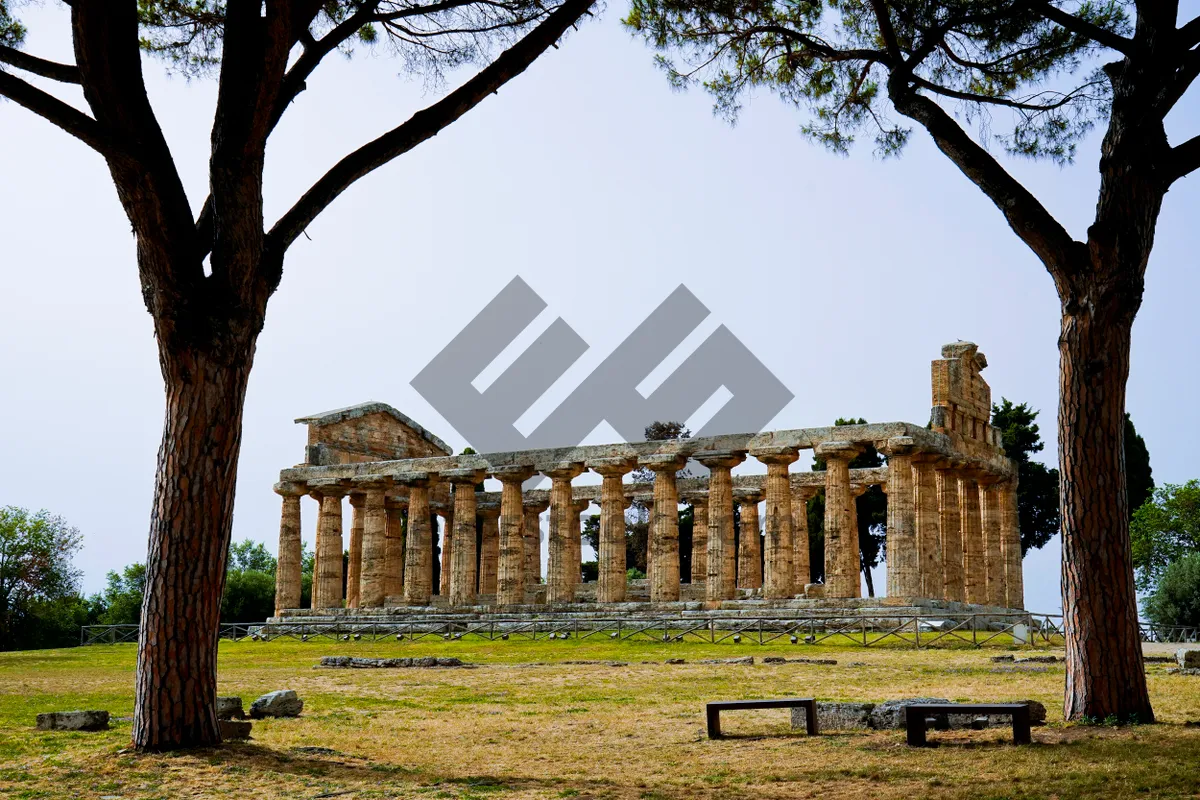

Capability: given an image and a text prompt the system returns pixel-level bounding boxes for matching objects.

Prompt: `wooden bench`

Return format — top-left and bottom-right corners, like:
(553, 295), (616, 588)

(903, 703), (1032, 746)
(705, 698), (818, 738)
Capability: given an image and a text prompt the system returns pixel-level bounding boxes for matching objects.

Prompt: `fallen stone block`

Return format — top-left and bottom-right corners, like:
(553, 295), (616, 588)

(791, 702), (875, 731)
(249, 690), (303, 719)
(318, 656), (464, 669)
(1177, 648), (1200, 670)
(696, 656), (754, 665)
(870, 698), (952, 730)
(219, 720), (252, 740)
(1015, 655), (1059, 663)
(35, 710), (109, 732)
(761, 657), (838, 665)
(1166, 667), (1200, 676)
(990, 665), (1050, 673)
(990, 655), (1015, 662)
(216, 697), (245, 720)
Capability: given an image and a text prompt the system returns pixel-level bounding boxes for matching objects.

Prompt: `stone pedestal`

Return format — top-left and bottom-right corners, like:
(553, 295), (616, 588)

(935, 465), (963, 602)
(401, 475), (435, 605)
(880, 437), (917, 597)
(754, 447), (799, 599)
(697, 451), (746, 602)
(545, 463), (585, 604)
(735, 488), (763, 589)
(816, 441), (862, 599)
(477, 503), (501, 596)
(642, 454), (688, 603)
(493, 466), (536, 606)
(273, 482), (306, 615)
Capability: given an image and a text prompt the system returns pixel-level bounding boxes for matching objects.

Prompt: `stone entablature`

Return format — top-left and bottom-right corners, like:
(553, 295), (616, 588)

(272, 342), (1023, 618)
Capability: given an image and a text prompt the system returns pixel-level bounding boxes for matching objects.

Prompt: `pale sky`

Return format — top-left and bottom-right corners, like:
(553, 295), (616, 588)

(3, 4), (1199, 616)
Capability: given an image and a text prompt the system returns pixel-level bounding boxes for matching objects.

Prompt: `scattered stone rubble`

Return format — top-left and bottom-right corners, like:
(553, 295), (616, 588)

(318, 656), (465, 669)
(761, 656), (838, 665)
(249, 689), (304, 718)
(35, 710), (109, 731)
(219, 720), (252, 740)
(216, 697), (245, 720)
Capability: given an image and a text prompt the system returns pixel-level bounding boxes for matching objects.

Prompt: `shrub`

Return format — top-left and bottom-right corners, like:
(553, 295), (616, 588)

(1143, 553), (1200, 628)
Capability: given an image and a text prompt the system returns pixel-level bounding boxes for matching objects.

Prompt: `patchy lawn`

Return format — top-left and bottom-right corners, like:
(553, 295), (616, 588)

(1, 638), (1198, 799)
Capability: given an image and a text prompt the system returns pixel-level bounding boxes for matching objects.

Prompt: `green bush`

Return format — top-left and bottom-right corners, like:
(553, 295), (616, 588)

(1143, 553), (1200, 628)
(221, 570), (277, 623)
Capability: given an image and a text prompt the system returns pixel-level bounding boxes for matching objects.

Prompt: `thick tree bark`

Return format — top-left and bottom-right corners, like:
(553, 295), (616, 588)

(133, 332), (257, 750)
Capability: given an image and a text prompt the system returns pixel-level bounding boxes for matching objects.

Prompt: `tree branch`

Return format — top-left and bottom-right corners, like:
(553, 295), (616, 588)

(0, 44), (81, 83)
(267, 0), (596, 253)
(1030, 1), (1134, 55)
(1180, 15), (1200, 48)
(1166, 134), (1200, 184)
(888, 82), (1085, 290)
(0, 68), (115, 155)
(912, 74), (1102, 112)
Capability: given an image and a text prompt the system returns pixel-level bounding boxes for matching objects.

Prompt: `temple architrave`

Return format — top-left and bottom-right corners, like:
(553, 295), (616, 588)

(271, 342), (1024, 617)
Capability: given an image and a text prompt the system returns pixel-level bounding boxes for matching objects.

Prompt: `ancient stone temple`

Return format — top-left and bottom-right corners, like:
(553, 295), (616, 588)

(271, 343), (1024, 617)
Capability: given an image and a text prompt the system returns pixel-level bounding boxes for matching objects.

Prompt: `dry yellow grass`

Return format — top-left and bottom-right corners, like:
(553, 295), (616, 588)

(2, 638), (1198, 799)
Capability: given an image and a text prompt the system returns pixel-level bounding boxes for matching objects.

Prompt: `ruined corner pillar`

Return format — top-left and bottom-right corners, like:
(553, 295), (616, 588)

(445, 468), (487, 607)
(309, 480), (349, 609)
(273, 481), (307, 615)
(880, 437), (918, 598)
(734, 489), (764, 590)
(959, 470), (986, 604)
(911, 454), (943, 599)
(640, 454), (688, 603)
(383, 495), (407, 601)
(935, 463), (964, 602)
(815, 441), (863, 599)
(999, 477), (1024, 609)
(523, 497), (549, 593)
(591, 458), (637, 603)
(753, 446), (800, 599)
(477, 502), (502, 597)
(544, 463), (586, 605)
(791, 485), (819, 591)
(687, 494), (709, 585)
(399, 473), (435, 606)
(346, 493), (366, 608)
(351, 476), (394, 608)
(438, 504), (454, 597)
(696, 451), (747, 602)
(978, 475), (1005, 607)
(492, 466), (537, 607)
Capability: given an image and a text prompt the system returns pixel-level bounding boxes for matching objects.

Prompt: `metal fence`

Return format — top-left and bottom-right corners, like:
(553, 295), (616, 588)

(81, 612), (1086, 649)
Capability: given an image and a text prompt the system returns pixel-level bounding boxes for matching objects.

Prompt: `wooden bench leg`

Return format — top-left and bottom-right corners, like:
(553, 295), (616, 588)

(1012, 707), (1031, 745)
(905, 709), (928, 747)
(707, 706), (722, 739)
(804, 700), (819, 736)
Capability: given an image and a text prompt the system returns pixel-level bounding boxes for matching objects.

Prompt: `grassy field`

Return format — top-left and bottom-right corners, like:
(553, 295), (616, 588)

(1, 637), (1198, 800)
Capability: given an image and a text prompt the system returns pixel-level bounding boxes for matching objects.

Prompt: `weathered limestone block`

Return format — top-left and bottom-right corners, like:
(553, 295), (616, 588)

(320, 656), (465, 668)
(493, 466), (536, 606)
(880, 438), (917, 597)
(220, 720), (253, 740)
(216, 696), (245, 720)
(642, 454), (687, 603)
(697, 451), (746, 602)
(249, 689), (304, 719)
(816, 441), (863, 599)
(734, 488), (763, 589)
(346, 493), (366, 608)
(804, 582), (825, 598)
(936, 465), (964, 602)
(401, 474), (434, 605)
(477, 502), (502, 596)
(273, 482), (306, 615)
(446, 468), (487, 606)
(35, 710), (109, 731)
(545, 463), (585, 604)
(754, 446), (799, 599)
(791, 702), (874, 731)
(1178, 648), (1200, 670)
(912, 455), (943, 599)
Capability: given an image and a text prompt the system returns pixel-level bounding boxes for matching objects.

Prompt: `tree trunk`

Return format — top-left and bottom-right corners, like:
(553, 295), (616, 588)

(1059, 288), (1153, 723)
(132, 336), (256, 750)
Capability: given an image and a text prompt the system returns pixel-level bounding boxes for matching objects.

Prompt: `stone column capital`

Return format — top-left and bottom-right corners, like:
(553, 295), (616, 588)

(679, 490), (708, 507)
(307, 478), (349, 499)
(589, 456), (638, 478)
(814, 441), (863, 461)
(695, 450), (747, 470)
(274, 481), (308, 498)
(976, 471), (1004, 487)
(751, 446), (800, 466)
(395, 471), (437, 488)
(877, 436), (917, 457)
(490, 464), (537, 484)
(351, 475), (395, 493)
(348, 493), (367, 507)
(384, 496), (408, 511)
(792, 485), (821, 502)
(571, 498), (592, 514)
(849, 484), (870, 498)
(543, 462), (586, 481)
(522, 498), (550, 513)
(638, 453), (689, 473)
(443, 467), (487, 485)
(734, 488), (764, 505)
(477, 501), (502, 519)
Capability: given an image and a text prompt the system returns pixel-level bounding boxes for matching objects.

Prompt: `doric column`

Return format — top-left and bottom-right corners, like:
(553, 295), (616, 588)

(880, 437), (917, 597)
(445, 468), (486, 607)
(273, 482), (306, 615)
(592, 459), (637, 603)
(641, 454), (688, 603)
(522, 497), (548, 591)
(959, 472), (985, 604)
(696, 451), (746, 602)
(815, 441), (862, 598)
(978, 476), (1005, 607)
(384, 496), (407, 601)
(438, 505), (454, 597)
(753, 447), (799, 599)
(400, 474), (434, 605)
(544, 463), (585, 604)
(477, 502), (501, 596)
(791, 485), (818, 590)
(734, 489), (763, 589)
(912, 455), (943, 599)
(346, 493), (366, 608)
(935, 465), (964, 601)
(352, 477), (393, 608)
(310, 481), (349, 609)
(570, 498), (591, 590)
(688, 495), (709, 584)
(999, 477), (1024, 609)
(492, 466), (536, 606)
